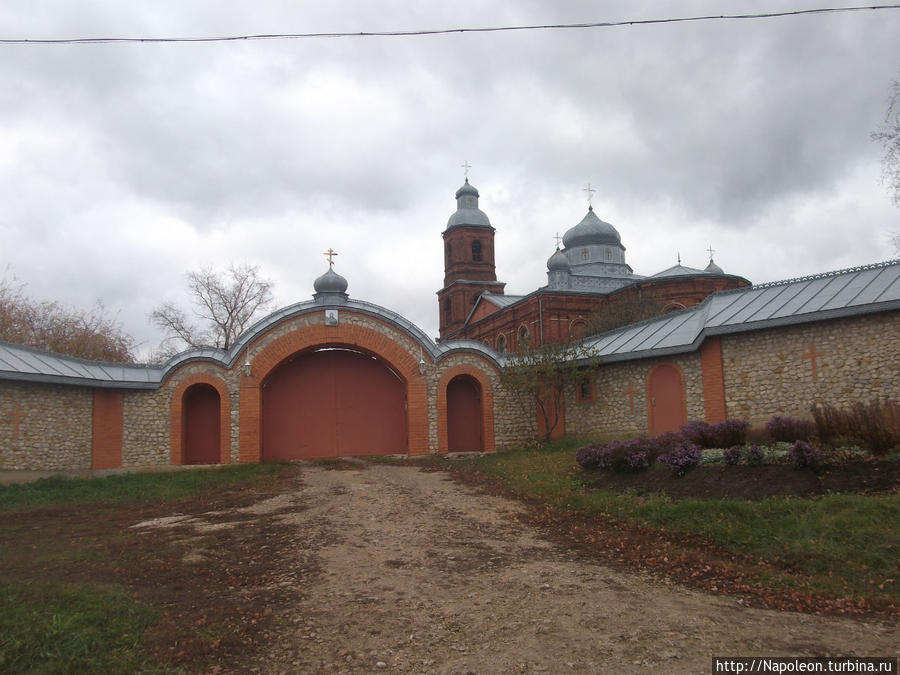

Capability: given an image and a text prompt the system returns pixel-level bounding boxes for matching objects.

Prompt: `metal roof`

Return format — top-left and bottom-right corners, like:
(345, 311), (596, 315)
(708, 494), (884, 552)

(481, 294), (525, 309)
(0, 296), (503, 388)
(582, 260), (900, 363)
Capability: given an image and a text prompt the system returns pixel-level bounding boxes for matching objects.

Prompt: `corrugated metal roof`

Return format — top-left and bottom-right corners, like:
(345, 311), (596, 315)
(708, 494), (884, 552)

(481, 294), (525, 309)
(583, 260), (900, 363)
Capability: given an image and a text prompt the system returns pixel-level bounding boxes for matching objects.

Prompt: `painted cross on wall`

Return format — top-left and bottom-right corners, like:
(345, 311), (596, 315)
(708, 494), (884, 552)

(4, 402), (26, 439)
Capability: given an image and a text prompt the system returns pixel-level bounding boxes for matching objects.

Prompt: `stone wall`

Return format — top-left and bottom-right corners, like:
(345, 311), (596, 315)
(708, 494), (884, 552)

(721, 311), (900, 426)
(564, 353), (705, 439)
(122, 388), (171, 467)
(0, 381), (93, 470)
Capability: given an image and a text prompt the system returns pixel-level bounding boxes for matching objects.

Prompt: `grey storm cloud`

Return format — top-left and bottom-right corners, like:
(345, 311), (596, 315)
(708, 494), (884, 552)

(1, 1), (898, 355)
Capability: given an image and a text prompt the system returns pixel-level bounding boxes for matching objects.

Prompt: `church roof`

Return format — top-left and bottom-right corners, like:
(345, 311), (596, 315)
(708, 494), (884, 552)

(580, 260), (900, 363)
(445, 179), (492, 230)
(650, 263), (711, 278)
(562, 207), (622, 248)
(481, 294), (525, 309)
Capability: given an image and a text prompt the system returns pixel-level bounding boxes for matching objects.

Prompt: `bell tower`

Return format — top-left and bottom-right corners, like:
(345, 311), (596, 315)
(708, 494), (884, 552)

(437, 177), (505, 339)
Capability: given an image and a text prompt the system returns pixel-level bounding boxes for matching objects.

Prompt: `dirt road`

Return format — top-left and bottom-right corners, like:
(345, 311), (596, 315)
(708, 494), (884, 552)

(149, 461), (898, 673)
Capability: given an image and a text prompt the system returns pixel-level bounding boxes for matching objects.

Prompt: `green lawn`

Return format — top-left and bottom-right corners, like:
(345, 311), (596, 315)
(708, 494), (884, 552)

(459, 440), (900, 604)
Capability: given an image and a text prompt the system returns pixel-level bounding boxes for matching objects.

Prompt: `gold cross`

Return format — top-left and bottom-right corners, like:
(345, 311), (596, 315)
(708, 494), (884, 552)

(323, 248), (338, 267)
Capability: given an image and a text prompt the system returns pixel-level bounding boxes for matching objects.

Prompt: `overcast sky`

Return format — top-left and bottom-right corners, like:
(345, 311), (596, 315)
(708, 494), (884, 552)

(1, 1), (898, 359)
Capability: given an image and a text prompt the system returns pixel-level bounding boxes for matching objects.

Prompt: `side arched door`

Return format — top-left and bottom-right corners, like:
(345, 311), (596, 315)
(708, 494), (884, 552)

(648, 363), (685, 435)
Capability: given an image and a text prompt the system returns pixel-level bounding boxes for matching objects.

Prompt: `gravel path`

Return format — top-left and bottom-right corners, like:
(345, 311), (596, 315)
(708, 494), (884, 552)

(232, 462), (898, 674)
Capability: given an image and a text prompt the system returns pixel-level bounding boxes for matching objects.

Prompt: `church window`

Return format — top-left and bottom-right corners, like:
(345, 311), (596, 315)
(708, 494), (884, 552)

(496, 334), (506, 353)
(446, 241), (452, 262)
(472, 240), (483, 262)
(443, 298), (452, 322)
(576, 376), (595, 403)
(581, 248), (589, 260)
(518, 324), (530, 348)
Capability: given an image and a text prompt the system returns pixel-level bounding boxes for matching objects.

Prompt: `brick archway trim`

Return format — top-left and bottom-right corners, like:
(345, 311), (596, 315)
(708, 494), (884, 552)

(239, 322), (428, 462)
(437, 364), (496, 454)
(645, 361), (687, 435)
(170, 374), (231, 465)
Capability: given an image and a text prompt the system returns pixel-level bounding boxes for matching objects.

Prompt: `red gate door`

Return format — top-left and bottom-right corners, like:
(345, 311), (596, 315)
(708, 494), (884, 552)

(648, 363), (685, 435)
(262, 348), (407, 460)
(183, 384), (221, 464)
(447, 375), (482, 452)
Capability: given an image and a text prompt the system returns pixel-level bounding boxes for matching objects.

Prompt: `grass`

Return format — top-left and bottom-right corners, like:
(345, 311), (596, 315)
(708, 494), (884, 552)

(0, 462), (287, 513)
(0, 582), (160, 674)
(0, 462), (295, 672)
(458, 439), (900, 603)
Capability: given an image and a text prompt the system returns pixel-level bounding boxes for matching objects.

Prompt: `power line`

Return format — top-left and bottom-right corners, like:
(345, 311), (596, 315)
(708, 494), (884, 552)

(2, 4), (900, 45)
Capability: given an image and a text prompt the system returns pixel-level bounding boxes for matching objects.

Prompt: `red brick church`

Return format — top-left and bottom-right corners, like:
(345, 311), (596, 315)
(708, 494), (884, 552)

(437, 179), (750, 349)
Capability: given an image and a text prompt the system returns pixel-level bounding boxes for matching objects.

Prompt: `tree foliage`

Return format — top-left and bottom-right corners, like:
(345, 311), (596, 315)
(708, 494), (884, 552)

(873, 77), (900, 207)
(151, 263), (274, 354)
(0, 273), (134, 362)
(499, 339), (599, 441)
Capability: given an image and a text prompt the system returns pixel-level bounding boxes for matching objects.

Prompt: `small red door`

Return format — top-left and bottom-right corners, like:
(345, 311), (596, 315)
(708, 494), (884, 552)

(447, 375), (482, 452)
(648, 363), (685, 435)
(183, 384), (221, 464)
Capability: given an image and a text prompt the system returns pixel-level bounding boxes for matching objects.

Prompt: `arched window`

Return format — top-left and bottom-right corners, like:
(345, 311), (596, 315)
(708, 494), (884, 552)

(446, 241), (452, 263)
(496, 334), (506, 353)
(443, 298), (452, 322)
(472, 240), (483, 262)
(518, 324), (530, 348)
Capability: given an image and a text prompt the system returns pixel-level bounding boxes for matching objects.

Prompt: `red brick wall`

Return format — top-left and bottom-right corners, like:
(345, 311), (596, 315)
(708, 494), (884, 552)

(91, 390), (123, 469)
(700, 336), (727, 423)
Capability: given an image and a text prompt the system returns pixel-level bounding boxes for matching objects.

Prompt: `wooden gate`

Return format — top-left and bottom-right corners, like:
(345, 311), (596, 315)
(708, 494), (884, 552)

(446, 375), (482, 452)
(648, 363), (686, 435)
(183, 384), (221, 464)
(261, 348), (407, 460)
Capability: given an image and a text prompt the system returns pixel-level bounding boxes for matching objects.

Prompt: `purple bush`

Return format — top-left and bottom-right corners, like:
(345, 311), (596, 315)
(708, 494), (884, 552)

(657, 442), (702, 476)
(624, 451), (650, 471)
(681, 419), (750, 448)
(789, 440), (824, 469)
(576, 445), (613, 471)
(766, 415), (815, 443)
(723, 445), (742, 466)
(746, 444), (765, 466)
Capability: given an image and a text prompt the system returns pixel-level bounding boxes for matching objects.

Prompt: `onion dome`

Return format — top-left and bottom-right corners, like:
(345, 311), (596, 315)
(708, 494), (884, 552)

(446, 179), (492, 230)
(314, 267), (347, 294)
(705, 259), (724, 275)
(562, 206), (621, 248)
(547, 247), (570, 271)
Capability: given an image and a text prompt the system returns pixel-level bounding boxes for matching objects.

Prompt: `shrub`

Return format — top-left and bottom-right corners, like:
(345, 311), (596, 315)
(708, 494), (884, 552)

(575, 445), (612, 471)
(723, 446), (742, 466)
(812, 399), (900, 457)
(765, 415), (815, 443)
(681, 419), (750, 448)
(788, 440), (824, 469)
(657, 442), (702, 476)
(746, 444), (765, 466)
(624, 451), (650, 471)
(644, 431), (686, 455)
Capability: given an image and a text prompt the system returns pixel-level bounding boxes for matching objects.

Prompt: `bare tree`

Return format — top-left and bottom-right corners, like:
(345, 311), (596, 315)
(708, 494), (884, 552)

(500, 339), (599, 442)
(873, 77), (900, 206)
(0, 271), (135, 362)
(151, 263), (274, 353)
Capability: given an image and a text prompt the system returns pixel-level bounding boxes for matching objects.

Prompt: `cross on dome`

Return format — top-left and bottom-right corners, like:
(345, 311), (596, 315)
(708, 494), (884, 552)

(583, 182), (596, 208)
(323, 248), (338, 268)
(553, 232), (563, 248)
(707, 244), (716, 261)
(461, 160), (472, 180)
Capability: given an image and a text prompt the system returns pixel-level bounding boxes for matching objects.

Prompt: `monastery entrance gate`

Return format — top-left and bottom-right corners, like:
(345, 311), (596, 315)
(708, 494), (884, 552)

(261, 347), (407, 460)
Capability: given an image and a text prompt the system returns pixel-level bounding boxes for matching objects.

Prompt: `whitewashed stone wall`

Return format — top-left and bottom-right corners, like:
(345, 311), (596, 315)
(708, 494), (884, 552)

(721, 311), (900, 426)
(0, 381), (93, 470)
